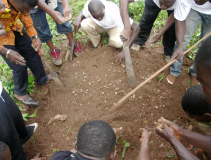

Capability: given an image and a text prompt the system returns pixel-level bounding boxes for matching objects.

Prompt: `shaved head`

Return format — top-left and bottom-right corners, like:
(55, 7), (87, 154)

(88, 0), (104, 14)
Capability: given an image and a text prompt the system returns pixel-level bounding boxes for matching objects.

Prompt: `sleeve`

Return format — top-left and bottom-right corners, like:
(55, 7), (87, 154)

(82, 0), (91, 18)
(114, 4), (134, 31)
(19, 13), (37, 38)
(174, 0), (191, 21)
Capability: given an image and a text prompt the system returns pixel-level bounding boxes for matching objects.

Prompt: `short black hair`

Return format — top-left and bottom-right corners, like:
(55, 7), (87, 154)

(88, 0), (104, 14)
(0, 141), (9, 160)
(77, 120), (116, 159)
(182, 85), (211, 116)
(18, 0), (38, 7)
(195, 35), (211, 72)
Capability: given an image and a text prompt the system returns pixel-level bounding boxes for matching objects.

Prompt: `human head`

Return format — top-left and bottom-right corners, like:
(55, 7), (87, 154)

(75, 120), (116, 160)
(194, 0), (210, 5)
(0, 141), (11, 160)
(182, 85), (211, 122)
(88, 0), (105, 21)
(159, 0), (176, 10)
(8, 0), (38, 13)
(195, 35), (211, 104)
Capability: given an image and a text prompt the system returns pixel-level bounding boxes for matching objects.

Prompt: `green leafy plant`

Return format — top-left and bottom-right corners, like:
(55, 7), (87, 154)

(156, 72), (164, 82)
(22, 108), (39, 121)
(33, 134), (37, 144)
(52, 148), (57, 152)
(120, 138), (130, 159)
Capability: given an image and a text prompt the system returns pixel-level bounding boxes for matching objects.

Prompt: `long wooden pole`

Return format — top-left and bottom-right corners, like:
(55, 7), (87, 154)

(109, 32), (211, 112)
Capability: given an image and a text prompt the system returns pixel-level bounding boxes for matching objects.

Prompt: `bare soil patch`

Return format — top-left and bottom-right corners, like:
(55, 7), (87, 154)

(24, 41), (211, 160)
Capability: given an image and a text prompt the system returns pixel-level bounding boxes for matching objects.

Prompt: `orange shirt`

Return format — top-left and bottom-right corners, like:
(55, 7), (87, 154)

(0, 0), (37, 46)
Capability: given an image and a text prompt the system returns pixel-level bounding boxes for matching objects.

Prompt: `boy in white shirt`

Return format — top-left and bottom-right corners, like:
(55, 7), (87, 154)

(73, 0), (140, 62)
(166, 0), (211, 85)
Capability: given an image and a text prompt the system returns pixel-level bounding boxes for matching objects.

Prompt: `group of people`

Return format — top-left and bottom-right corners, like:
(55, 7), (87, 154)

(0, 0), (211, 159)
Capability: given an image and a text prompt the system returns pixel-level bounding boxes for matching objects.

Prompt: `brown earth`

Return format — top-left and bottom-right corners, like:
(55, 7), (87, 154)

(23, 40), (211, 160)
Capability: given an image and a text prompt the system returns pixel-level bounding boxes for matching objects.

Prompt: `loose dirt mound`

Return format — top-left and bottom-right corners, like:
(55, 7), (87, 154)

(24, 41), (209, 160)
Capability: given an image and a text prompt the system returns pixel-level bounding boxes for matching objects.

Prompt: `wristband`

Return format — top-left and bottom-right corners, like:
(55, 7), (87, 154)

(6, 49), (11, 59)
(31, 35), (38, 40)
(0, 45), (4, 52)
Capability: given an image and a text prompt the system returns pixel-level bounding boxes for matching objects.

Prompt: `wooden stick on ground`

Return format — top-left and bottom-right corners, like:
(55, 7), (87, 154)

(109, 31), (211, 112)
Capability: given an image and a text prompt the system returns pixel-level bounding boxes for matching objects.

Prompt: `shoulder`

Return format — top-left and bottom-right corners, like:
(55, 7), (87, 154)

(50, 151), (77, 160)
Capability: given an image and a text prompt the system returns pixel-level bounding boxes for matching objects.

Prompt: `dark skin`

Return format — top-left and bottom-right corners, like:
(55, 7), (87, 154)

(2, 0), (42, 65)
(119, 0), (175, 43)
(70, 127), (122, 160)
(156, 119), (200, 160)
(37, 0), (73, 49)
(157, 117), (211, 155)
(194, 0), (209, 5)
(136, 128), (151, 160)
(195, 65), (211, 104)
(73, 4), (140, 62)
(169, 20), (186, 61)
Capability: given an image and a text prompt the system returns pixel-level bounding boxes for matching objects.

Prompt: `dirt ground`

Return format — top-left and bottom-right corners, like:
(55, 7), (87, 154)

(23, 39), (211, 160)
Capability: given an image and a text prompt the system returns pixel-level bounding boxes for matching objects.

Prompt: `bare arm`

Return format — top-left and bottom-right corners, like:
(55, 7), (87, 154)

(170, 20), (186, 61)
(125, 22), (140, 47)
(37, 0), (65, 24)
(61, 0), (72, 20)
(150, 13), (175, 43)
(169, 136), (199, 160)
(119, 0), (135, 41)
(73, 11), (85, 31)
(179, 129), (211, 154)
(136, 128), (151, 160)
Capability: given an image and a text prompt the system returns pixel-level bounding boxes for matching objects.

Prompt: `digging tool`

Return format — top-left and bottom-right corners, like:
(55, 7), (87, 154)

(109, 31), (211, 112)
(38, 47), (65, 90)
(123, 42), (139, 88)
(70, 28), (78, 62)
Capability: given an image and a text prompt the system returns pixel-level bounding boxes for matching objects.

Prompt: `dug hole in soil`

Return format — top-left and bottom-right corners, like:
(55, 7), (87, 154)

(24, 39), (210, 160)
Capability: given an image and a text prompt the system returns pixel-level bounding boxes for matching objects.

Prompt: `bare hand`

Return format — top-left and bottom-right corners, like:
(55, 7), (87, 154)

(139, 128), (151, 143)
(113, 127), (122, 135)
(149, 33), (162, 44)
(51, 10), (65, 24)
(32, 153), (46, 160)
(5, 48), (26, 65)
(31, 38), (42, 51)
(63, 7), (72, 22)
(170, 47), (183, 61)
(73, 18), (81, 33)
(156, 121), (176, 142)
(120, 28), (131, 42)
(114, 50), (125, 63)
(158, 117), (181, 140)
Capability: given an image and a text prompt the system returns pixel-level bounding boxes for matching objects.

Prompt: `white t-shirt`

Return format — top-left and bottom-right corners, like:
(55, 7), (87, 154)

(83, 0), (133, 31)
(174, 0), (211, 21)
(134, 0), (176, 10)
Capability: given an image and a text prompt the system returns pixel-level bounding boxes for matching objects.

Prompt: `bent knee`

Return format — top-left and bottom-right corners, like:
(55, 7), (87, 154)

(109, 39), (123, 48)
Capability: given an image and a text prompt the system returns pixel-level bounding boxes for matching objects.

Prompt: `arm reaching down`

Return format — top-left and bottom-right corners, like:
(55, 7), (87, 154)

(115, 22), (140, 62)
(160, 117), (211, 154)
(170, 20), (186, 61)
(150, 12), (175, 44)
(156, 122), (199, 160)
(37, 0), (65, 24)
(119, 0), (135, 41)
(61, 0), (72, 21)
(73, 11), (86, 32)
(136, 128), (151, 160)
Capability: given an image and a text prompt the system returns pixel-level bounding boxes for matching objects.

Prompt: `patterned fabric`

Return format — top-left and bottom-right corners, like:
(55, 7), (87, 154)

(0, 0), (37, 46)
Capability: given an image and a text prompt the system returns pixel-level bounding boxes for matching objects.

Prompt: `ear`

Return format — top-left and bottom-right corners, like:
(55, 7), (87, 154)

(74, 141), (78, 151)
(202, 113), (211, 119)
(109, 150), (116, 160)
